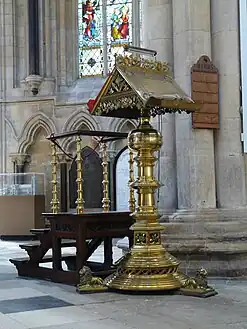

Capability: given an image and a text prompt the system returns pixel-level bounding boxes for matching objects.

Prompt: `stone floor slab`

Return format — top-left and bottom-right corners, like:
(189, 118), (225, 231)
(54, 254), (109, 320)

(0, 287), (46, 301)
(0, 313), (28, 329)
(8, 306), (107, 328)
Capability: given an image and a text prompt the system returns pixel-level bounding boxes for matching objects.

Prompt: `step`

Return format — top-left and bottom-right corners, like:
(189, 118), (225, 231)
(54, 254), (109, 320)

(19, 239), (76, 251)
(30, 228), (50, 235)
(10, 253), (76, 264)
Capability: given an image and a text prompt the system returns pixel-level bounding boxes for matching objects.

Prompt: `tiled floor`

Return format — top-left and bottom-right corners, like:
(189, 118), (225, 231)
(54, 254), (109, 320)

(0, 240), (247, 328)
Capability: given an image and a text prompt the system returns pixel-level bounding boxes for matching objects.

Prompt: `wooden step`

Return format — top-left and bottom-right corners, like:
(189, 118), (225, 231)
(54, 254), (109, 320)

(30, 228), (50, 234)
(10, 253), (76, 264)
(19, 239), (76, 251)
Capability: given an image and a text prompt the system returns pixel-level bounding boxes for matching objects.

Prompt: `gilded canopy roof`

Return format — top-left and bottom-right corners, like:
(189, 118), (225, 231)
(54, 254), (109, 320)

(88, 55), (200, 119)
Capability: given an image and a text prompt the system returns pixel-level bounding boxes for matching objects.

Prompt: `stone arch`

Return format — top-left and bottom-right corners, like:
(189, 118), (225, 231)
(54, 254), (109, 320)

(109, 118), (137, 153)
(17, 113), (57, 154)
(5, 118), (18, 140)
(108, 117), (137, 133)
(113, 146), (138, 211)
(61, 109), (101, 152)
(5, 119), (18, 171)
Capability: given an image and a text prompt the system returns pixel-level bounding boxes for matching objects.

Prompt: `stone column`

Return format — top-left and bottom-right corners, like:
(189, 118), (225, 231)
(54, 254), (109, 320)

(143, 0), (177, 214)
(56, 0), (78, 89)
(211, 0), (246, 207)
(9, 153), (31, 184)
(172, 0), (216, 210)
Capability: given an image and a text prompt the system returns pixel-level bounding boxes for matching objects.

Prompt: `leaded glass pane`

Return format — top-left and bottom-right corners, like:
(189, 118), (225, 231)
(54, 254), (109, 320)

(78, 0), (104, 77)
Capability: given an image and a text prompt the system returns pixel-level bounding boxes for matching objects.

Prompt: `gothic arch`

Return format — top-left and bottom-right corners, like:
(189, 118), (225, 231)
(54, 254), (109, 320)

(62, 109), (100, 132)
(62, 109), (101, 152)
(108, 117), (137, 133)
(108, 118), (137, 153)
(17, 113), (57, 153)
(5, 118), (18, 140)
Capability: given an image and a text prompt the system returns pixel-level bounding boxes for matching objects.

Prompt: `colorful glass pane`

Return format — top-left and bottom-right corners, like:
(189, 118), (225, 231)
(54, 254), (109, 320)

(78, 0), (103, 47)
(78, 0), (104, 77)
(107, 0), (132, 44)
(78, 0), (138, 77)
(106, 0), (132, 72)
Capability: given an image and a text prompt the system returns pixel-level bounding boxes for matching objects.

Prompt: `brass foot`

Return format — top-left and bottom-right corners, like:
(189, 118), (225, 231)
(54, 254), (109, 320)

(174, 268), (218, 298)
(76, 266), (108, 294)
(76, 285), (107, 294)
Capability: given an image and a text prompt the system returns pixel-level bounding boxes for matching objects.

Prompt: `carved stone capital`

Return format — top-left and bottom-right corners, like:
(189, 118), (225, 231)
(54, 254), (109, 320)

(24, 74), (43, 96)
(57, 152), (73, 164)
(9, 153), (31, 165)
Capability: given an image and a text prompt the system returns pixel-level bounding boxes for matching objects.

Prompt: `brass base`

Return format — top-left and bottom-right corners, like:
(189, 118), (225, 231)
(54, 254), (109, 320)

(174, 270), (218, 298)
(104, 247), (181, 291)
(177, 287), (218, 298)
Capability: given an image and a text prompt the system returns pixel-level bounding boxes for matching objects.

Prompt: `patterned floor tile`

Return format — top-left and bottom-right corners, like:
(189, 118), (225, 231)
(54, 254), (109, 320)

(0, 295), (72, 314)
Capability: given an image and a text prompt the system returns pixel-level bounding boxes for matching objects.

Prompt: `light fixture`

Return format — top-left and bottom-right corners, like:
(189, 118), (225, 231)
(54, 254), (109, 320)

(124, 45), (157, 57)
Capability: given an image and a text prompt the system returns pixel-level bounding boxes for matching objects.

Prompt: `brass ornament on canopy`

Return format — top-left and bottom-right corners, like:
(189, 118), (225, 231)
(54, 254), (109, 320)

(88, 52), (217, 297)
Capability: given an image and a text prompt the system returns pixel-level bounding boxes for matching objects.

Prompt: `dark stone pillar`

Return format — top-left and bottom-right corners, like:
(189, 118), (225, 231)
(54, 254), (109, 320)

(28, 0), (40, 75)
(16, 164), (25, 184)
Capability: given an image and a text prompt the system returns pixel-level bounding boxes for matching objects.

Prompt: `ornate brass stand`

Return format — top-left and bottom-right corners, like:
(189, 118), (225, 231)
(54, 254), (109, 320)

(105, 114), (181, 291)
(128, 149), (135, 212)
(104, 114), (217, 297)
(50, 142), (59, 213)
(75, 136), (84, 214)
(101, 142), (110, 212)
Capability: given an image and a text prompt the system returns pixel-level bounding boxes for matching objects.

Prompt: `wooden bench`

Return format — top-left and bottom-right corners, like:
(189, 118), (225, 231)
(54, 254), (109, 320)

(10, 211), (133, 286)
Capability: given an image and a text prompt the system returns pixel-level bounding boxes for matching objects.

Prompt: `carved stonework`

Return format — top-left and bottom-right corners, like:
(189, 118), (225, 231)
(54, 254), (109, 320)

(9, 153), (31, 165)
(57, 152), (73, 164)
(24, 74), (43, 96)
(191, 56), (219, 129)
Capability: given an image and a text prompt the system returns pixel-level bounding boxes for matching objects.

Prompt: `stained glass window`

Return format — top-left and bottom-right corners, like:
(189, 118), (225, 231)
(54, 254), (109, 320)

(78, 0), (140, 78)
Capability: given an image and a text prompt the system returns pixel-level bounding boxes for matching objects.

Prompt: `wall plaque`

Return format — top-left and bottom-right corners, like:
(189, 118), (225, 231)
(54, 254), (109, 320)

(191, 55), (219, 129)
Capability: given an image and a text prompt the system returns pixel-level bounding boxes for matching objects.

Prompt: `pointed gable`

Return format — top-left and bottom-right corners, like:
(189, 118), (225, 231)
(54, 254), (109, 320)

(88, 55), (200, 119)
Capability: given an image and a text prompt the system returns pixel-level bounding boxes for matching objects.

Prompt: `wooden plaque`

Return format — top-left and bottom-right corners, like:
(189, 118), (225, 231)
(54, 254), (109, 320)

(191, 56), (219, 129)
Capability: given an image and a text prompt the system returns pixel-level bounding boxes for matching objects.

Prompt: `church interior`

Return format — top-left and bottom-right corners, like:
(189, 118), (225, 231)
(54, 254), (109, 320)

(0, 0), (246, 328)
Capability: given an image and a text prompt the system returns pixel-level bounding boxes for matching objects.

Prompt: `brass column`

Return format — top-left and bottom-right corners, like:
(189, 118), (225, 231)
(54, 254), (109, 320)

(50, 142), (59, 214)
(101, 142), (110, 212)
(105, 114), (181, 291)
(128, 149), (135, 212)
(75, 136), (84, 214)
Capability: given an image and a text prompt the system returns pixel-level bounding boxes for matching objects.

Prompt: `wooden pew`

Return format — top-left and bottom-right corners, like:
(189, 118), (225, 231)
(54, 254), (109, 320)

(10, 211), (133, 286)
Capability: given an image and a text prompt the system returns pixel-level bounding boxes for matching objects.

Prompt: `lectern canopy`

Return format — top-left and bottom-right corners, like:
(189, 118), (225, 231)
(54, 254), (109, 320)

(88, 55), (200, 119)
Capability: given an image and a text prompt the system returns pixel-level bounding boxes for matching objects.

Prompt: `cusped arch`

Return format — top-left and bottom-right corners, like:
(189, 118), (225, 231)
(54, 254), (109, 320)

(107, 118), (137, 151)
(62, 109), (100, 132)
(5, 118), (18, 140)
(17, 113), (57, 154)
(108, 117), (137, 133)
(61, 109), (101, 152)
